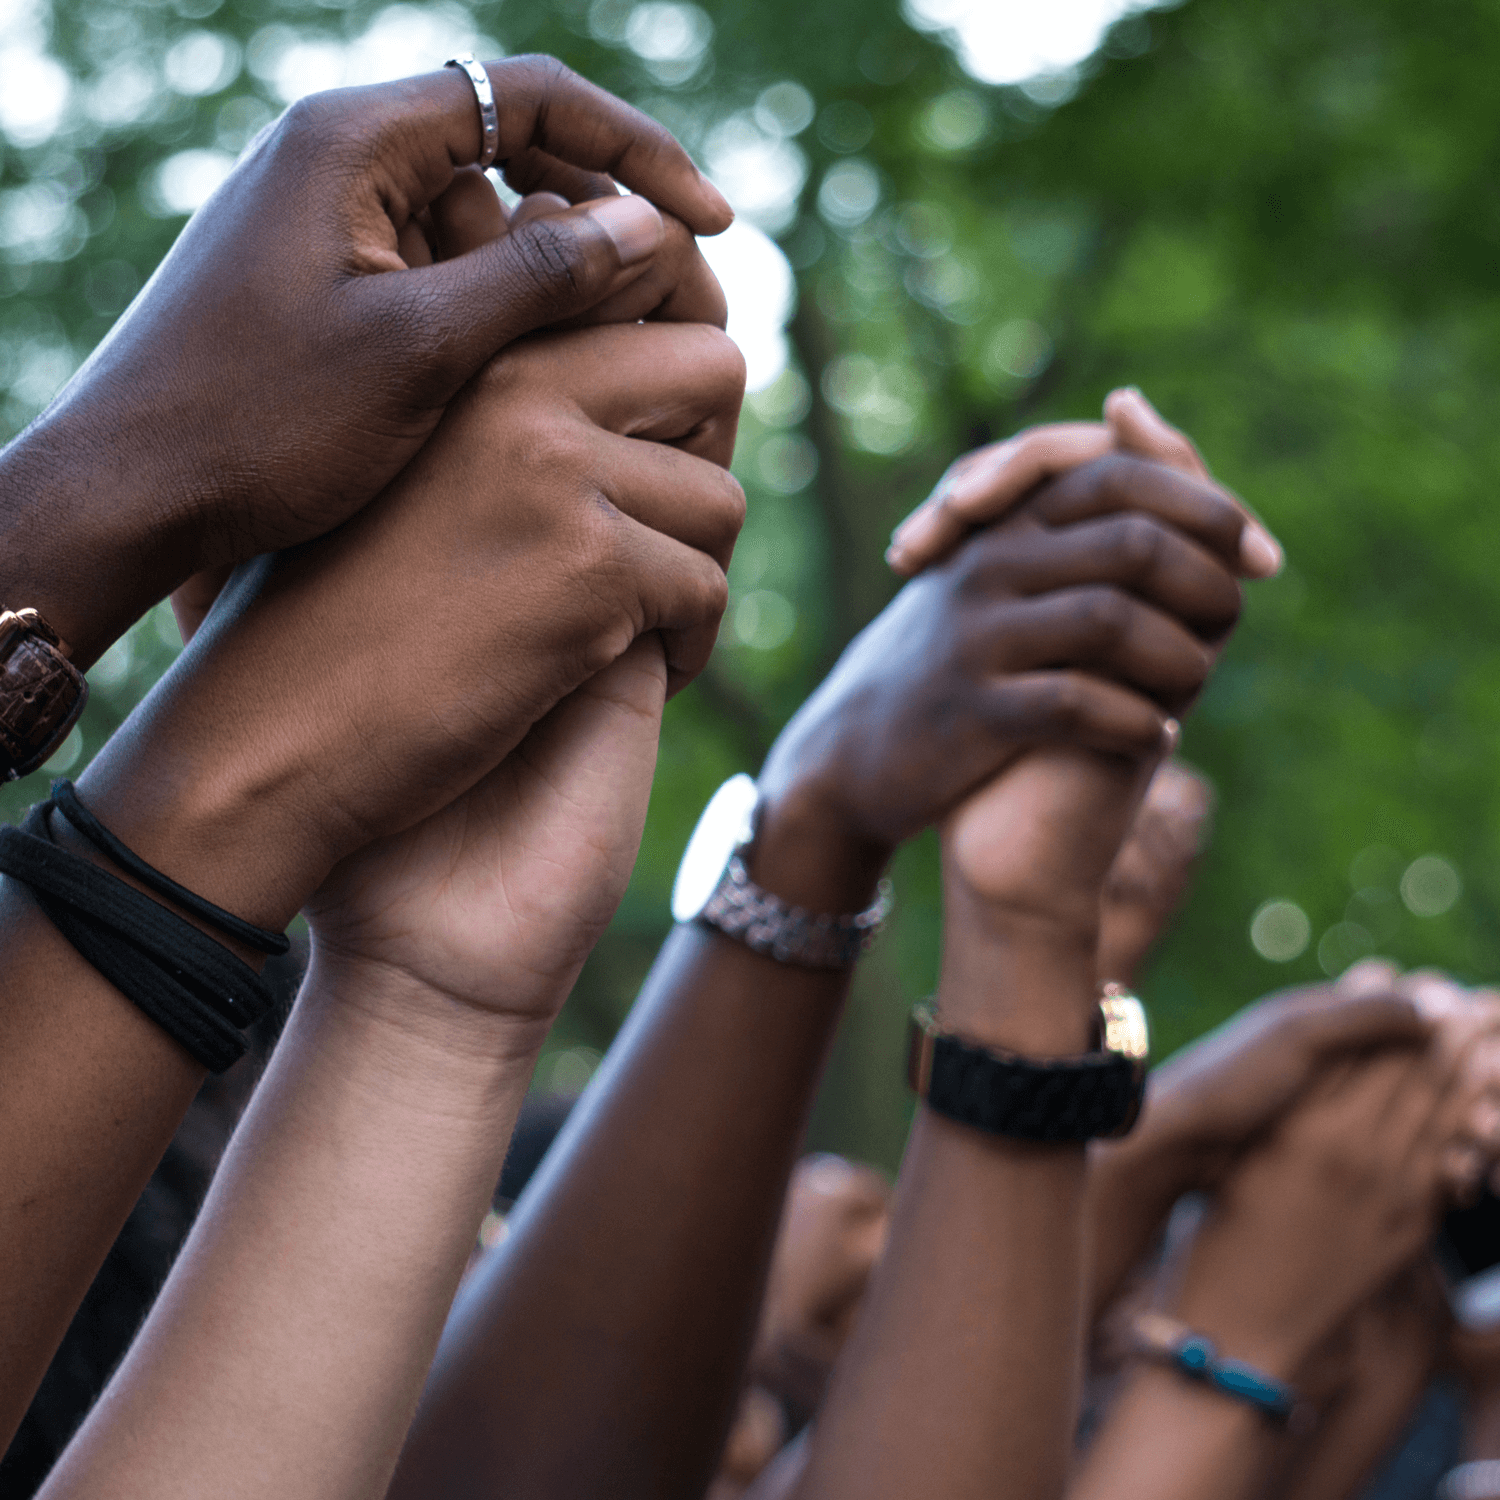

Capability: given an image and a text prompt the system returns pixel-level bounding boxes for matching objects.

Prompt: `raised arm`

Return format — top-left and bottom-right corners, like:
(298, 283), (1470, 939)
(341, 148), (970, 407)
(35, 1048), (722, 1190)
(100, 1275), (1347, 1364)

(787, 740), (1170, 1499)
(38, 619), (670, 1500)
(392, 444), (1254, 1500)
(1085, 978), (1430, 1313)
(1073, 1047), (1454, 1500)
(0, 320), (743, 1445)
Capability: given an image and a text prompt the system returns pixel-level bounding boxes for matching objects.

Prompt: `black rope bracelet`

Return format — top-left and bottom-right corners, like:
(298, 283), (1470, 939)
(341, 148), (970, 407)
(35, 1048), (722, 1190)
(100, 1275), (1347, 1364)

(26, 881), (248, 1072)
(0, 803), (277, 1072)
(50, 780), (289, 956)
(0, 808), (274, 1024)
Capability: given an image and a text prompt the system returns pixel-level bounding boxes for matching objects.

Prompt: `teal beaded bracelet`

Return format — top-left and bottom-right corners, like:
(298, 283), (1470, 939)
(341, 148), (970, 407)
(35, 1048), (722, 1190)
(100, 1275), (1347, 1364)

(1129, 1312), (1314, 1434)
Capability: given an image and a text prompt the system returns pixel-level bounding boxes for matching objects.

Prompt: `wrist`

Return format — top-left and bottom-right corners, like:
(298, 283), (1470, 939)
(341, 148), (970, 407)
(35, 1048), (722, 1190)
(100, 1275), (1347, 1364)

(1170, 1239), (1328, 1382)
(74, 700), (335, 935)
(0, 409), (199, 667)
(304, 938), (554, 1076)
(934, 902), (1099, 1057)
(746, 778), (890, 914)
(1162, 1304), (1314, 1388)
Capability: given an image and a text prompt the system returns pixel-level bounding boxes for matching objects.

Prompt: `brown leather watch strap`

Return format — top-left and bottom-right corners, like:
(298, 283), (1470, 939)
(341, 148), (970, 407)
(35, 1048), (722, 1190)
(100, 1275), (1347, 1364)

(0, 610), (87, 781)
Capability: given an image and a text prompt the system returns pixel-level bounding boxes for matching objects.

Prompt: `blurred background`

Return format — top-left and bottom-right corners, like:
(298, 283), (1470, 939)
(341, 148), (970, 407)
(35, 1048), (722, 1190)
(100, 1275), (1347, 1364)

(3, 0), (1498, 1171)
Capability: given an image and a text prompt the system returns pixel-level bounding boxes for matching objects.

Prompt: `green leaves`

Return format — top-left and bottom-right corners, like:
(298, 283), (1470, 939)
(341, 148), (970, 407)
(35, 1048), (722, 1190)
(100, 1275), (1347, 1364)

(8, 0), (1500, 1164)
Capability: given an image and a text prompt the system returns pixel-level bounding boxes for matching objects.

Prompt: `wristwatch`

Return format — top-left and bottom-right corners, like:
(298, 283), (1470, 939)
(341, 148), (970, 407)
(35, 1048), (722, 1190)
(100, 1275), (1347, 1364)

(906, 984), (1150, 1141)
(671, 774), (891, 970)
(0, 610), (87, 781)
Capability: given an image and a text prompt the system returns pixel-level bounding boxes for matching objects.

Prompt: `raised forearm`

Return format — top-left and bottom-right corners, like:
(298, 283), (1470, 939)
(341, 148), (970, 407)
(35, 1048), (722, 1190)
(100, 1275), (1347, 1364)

(0, 733), (298, 1445)
(0, 882), (205, 1447)
(0, 419), (197, 668)
(1070, 1368), (1290, 1500)
(392, 919), (854, 1500)
(38, 946), (541, 1500)
(1086, 1102), (1214, 1315)
(790, 926), (1097, 1500)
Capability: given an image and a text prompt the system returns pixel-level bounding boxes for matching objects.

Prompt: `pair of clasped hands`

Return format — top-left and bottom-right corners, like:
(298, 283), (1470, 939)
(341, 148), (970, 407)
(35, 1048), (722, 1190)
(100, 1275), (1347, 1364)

(20, 55), (1283, 1072)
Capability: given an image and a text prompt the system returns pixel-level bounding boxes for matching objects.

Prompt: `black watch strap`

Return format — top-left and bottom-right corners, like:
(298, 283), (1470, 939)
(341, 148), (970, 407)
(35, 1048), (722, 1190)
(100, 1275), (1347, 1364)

(906, 993), (1148, 1142)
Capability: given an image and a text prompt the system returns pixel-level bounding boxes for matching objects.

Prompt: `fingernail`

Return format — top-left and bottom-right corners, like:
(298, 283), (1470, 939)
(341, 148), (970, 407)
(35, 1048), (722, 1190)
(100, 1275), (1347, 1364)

(586, 195), (663, 266)
(1239, 524), (1284, 579)
(890, 507), (933, 551)
(1107, 386), (1158, 426)
(1160, 717), (1181, 755)
(699, 173), (734, 224)
(885, 543), (908, 571)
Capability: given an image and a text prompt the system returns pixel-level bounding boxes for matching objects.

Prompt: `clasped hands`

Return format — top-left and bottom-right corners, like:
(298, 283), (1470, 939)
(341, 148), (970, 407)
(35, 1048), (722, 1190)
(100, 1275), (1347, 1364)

(17, 51), (1291, 1074)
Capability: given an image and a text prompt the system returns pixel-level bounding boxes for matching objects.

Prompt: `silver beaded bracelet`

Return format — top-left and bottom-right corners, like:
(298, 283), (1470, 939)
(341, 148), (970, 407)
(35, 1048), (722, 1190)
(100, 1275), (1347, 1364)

(699, 855), (892, 969)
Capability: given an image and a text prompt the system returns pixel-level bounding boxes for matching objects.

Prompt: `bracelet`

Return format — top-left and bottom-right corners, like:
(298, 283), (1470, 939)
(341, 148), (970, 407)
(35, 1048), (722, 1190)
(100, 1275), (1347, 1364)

(0, 609), (87, 780)
(1128, 1312), (1313, 1433)
(699, 854), (892, 969)
(906, 989), (1150, 1142)
(1440, 1463), (1500, 1500)
(0, 800), (277, 1071)
(51, 780), (289, 955)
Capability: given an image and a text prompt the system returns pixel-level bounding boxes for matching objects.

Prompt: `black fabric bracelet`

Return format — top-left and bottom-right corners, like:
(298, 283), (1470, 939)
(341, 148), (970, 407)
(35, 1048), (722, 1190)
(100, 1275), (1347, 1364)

(27, 879), (248, 1073)
(50, 780), (289, 956)
(0, 805), (276, 1071)
(0, 807), (274, 1024)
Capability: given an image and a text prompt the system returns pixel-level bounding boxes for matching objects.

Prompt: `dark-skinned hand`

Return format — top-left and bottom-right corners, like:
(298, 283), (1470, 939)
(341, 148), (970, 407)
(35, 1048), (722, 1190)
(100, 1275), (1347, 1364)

(167, 181), (727, 644)
(886, 387), (1282, 582)
(1140, 982), (1431, 1180)
(752, 452), (1247, 913)
(0, 56), (732, 665)
(1171, 1051), (1452, 1382)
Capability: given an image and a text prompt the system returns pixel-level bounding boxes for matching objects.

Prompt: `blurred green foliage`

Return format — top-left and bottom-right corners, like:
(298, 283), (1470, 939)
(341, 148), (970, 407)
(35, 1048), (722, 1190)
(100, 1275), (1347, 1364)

(5, 0), (1500, 1171)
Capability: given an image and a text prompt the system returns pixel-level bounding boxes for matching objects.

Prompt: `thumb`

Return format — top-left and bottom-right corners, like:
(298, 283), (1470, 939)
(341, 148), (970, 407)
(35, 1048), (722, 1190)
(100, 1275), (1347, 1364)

(1104, 385), (1213, 479)
(396, 195), (666, 383)
(1104, 385), (1285, 580)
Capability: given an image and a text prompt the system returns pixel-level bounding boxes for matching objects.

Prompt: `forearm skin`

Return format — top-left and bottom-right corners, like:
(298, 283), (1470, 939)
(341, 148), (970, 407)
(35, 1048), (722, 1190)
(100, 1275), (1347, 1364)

(36, 946), (542, 1500)
(391, 920), (854, 1500)
(0, 882), (204, 1448)
(1069, 1368), (1290, 1500)
(1086, 1101), (1216, 1316)
(788, 927), (1097, 1500)
(0, 689), (325, 1442)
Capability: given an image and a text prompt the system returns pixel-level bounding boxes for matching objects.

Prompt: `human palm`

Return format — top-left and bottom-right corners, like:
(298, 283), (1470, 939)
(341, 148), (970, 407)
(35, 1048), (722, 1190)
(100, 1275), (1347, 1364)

(305, 637), (666, 1026)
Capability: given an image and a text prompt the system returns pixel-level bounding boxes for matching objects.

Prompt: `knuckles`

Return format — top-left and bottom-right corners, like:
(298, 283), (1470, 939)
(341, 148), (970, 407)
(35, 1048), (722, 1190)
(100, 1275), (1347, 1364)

(1071, 585), (1137, 648)
(498, 52), (578, 100)
(1101, 513), (1166, 579)
(1021, 672), (1091, 734)
(707, 467), (749, 560)
(508, 214), (595, 302)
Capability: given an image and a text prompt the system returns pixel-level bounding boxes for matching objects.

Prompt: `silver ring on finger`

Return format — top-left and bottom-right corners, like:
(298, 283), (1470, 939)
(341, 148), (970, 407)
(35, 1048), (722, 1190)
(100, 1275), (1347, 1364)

(445, 53), (499, 170)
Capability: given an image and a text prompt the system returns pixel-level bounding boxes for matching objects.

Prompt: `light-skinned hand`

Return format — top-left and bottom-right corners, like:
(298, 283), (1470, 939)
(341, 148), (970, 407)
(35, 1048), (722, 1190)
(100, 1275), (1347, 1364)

(76, 320), (745, 932)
